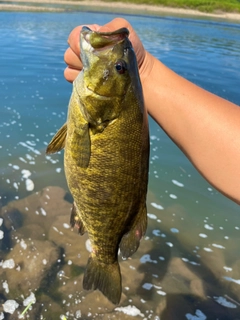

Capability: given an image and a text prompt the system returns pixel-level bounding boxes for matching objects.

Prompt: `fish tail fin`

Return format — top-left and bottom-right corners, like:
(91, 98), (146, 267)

(83, 255), (121, 304)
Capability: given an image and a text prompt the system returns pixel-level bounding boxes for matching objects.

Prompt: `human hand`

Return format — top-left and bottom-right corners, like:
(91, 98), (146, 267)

(64, 17), (152, 83)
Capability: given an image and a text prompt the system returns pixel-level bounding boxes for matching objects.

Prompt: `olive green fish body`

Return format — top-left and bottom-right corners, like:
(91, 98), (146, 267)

(47, 27), (149, 304)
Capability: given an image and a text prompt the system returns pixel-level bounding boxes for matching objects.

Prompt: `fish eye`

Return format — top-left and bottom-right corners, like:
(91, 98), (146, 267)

(115, 60), (127, 74)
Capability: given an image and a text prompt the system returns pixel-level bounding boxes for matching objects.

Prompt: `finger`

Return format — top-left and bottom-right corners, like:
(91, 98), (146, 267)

(64, 47), (82, 70)
(64, 67), (80, 83)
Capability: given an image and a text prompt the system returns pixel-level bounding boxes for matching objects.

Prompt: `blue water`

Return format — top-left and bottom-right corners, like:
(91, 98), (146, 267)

(0, 11), (240, 320)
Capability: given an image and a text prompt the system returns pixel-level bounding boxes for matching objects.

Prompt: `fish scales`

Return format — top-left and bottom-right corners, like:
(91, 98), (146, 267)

(46, 26), (149, 304)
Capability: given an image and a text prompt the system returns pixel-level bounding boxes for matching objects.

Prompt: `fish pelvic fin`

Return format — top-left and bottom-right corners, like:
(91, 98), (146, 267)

(83, 255), (121, 305)
(46, 122), (67, 154)
(120, 203), (147, 259)
(70, 202), (86, 235)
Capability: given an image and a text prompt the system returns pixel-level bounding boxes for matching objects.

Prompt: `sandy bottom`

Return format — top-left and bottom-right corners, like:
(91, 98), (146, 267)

(1, 0), (240, 21)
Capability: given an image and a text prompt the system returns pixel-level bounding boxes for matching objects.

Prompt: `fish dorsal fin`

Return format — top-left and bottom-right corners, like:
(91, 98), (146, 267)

(71, 123), (91, 168)
(46, 123), (67, 154)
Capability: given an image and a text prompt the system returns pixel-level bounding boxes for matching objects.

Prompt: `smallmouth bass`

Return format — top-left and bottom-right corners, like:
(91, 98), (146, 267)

(46, 26), (149, 304)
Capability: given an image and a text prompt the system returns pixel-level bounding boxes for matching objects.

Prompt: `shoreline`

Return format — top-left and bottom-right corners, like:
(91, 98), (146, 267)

(1, 0), (240, 22)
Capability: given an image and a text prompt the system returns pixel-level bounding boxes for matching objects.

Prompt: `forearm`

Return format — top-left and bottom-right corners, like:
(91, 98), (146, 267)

(141, 53), (240, 203)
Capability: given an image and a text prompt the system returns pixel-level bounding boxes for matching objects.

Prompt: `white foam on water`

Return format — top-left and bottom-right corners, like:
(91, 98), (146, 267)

(3, 300), (19, 314)
(26, 178), (34, 191)
(147, 213), (157, 220)
(204, 224), (214, 230)
(214, 296), (237, 308)
(212, 243), (225, 249)
(63, 223), (70, 229)
(0, 218), (3, 226)
(152, 229), (161, 237)
(1, 258), (15, 269)
(185, 309), (207, 320)
(199, 233), (207, 238)
(169, 194), (177, 199)
(23, 292), (36, 306)
(40, 207), (47, 216)
(21, 169), (31, 179)
(142, 283), (153, 290)
(223, 266), (232, 272)
(157, 290), (166, 296)
(151, 202), (164, 210)
(140, 254), (157, 264)
(166, 242), (173, 247)
(203, 247), (213, 252)
(224, 276), (240, 285)
(0, 230), (4, 240)
(85, 239), (92, 253)
(170, 228), (179, 233)
(172, 179), (184, 187)
(2, 280), (9, 294)
(20, 239), (27, 250)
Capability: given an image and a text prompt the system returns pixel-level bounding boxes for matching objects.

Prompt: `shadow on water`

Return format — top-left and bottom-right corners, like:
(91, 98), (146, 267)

(135, 229), (240, 319)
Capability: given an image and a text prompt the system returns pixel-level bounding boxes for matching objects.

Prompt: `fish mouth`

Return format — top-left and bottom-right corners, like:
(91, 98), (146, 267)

(81, 26), (129, 52)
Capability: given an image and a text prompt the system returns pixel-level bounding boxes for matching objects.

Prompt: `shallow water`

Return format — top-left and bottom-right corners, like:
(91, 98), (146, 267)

(0, 11), (240, 320)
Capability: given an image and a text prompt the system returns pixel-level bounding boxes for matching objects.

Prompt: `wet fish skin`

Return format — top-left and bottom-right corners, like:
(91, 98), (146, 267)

(46, 26), (149, 304)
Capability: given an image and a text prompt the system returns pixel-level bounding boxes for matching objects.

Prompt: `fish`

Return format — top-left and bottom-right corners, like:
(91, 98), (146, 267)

(46, 26), (149, 304)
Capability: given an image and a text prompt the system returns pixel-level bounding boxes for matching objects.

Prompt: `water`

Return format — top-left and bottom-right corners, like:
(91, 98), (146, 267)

(0, 11), (240, 320)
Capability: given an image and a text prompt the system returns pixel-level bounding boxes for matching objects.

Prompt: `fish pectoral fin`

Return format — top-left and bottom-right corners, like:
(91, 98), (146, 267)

(70, 202), (86, 235)
(46, 122), (67, 154)
(71, 123), (91, 168)
(120, 203), (147, 259)
(83, 255), (121, 305)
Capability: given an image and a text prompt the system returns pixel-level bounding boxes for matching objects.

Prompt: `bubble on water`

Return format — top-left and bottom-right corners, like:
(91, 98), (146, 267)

(203, 247), (213, 252)
(56, 167), (62, 173)
(172, 179), (184, 187)
(63, 223), (70, 229)
(212, 243), (225, 249)
(23, 292), (36, 306)
(142, 283), (153, 290)
(157, 290), (166, 296)
(152, 229), (161, 237)
(186, 309), (207, 320)
(223, 266), (232, 272)
(166, 242), (173, 247)
(20, 239), (27, 250)
(42, 259), (47, 265)
(85, 239), (92, 252)
(40, 207), (47, 216)
(2, 300), (19, 314)
(1, 258), (15, 269)
(159, 256), (165, 261)
(2, 280), (9, 294)
(169, 194), (177, 199)
(21, 169), (31, 179)
(140, 254), (157, 264)
(13, 182), (18, 190)
(214, 296), (237, 308)
(147, 213), (157, 220)
(0, 218), (3, 226)
(151, 202), (164, 210)
(204, 224), (214, 230)
(12, 165), (20, 170)
(224, 276), (240, 285)
(26, 178), (34, 191)
(0, 230), (4, 240)
(199, 233), (207, 238)
(170, 228), (179, 233)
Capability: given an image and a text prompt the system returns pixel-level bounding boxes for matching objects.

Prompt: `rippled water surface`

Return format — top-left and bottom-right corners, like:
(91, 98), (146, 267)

(0, 11), (240, 320)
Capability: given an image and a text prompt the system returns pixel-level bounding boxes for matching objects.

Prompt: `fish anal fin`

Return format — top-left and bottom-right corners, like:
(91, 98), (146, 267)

(120, 204), (147, 259)
(71, 123), (91, 168)
(83, 255), (121, 305)
(70, 202), (86, 235)
(46, 123), (67, 154)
